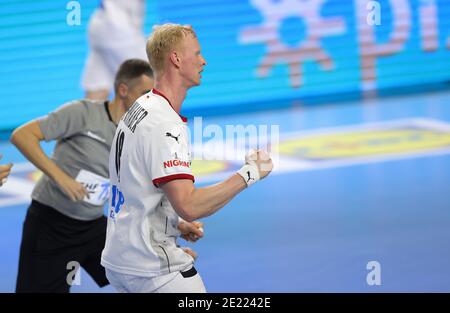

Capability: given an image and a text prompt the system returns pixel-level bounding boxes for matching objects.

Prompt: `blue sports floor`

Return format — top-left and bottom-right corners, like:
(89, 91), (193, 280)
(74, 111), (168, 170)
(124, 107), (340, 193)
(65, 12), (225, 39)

(1, 90), (450, 292)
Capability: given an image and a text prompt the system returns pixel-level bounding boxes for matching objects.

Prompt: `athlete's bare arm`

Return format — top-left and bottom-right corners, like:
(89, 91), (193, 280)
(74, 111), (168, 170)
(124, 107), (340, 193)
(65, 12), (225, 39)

(10, 120), (88, 201)
(161, 150), (273, 222)
(161, 174), (246, 222)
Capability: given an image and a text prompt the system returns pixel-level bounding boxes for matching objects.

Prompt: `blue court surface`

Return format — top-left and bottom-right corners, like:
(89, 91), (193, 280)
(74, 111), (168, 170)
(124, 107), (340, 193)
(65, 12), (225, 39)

(1, 89), (450, 292)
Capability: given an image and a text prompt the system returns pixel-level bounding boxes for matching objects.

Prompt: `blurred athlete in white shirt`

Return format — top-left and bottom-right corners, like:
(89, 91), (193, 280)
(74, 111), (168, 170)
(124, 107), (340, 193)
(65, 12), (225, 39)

(81, 0), (147, 100)
(102, 24), (273, 293)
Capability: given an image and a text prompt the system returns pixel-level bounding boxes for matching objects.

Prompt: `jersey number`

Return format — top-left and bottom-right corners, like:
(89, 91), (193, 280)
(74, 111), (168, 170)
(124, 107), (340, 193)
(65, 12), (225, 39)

(110, 185), (124, 220)
(114, 130), (125, 180)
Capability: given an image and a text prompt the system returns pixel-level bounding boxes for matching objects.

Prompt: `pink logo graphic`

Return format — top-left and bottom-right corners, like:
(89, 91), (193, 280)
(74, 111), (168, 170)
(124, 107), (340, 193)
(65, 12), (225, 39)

(239, 0), (346, 88)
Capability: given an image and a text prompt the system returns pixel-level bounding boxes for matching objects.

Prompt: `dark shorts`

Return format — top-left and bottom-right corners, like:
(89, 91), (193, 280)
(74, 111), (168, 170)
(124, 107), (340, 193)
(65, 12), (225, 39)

(16, 200), (109, 293)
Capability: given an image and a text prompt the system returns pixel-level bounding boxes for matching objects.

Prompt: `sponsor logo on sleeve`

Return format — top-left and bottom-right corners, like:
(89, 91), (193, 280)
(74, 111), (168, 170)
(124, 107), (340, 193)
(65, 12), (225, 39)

(163, 160), (192, 168)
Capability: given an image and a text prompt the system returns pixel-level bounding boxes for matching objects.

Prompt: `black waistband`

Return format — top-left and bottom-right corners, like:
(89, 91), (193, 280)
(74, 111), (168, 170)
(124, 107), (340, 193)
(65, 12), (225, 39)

(181, 267), (197, 278)
(29, 200), (102, 226)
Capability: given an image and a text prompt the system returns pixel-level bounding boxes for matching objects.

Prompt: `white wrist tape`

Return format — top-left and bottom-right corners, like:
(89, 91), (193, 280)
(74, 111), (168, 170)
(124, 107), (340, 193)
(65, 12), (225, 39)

(237, 164), (260, 187)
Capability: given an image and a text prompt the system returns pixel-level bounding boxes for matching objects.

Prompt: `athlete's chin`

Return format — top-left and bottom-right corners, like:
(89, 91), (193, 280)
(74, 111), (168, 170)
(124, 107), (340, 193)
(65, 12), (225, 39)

(195, 73), (203, 85)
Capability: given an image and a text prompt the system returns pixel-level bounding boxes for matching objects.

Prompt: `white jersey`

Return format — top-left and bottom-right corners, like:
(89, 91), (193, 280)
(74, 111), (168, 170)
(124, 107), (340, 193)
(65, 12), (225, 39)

(95, 0), (145, 32)
(82, 0), (147, 91)
(101, 89), (195, 277)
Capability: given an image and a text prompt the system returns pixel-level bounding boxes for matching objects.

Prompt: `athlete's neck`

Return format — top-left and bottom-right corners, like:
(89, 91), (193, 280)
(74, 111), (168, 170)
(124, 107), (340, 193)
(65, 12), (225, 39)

(154, 77), (188, 113)
(108, 98), (127, 126)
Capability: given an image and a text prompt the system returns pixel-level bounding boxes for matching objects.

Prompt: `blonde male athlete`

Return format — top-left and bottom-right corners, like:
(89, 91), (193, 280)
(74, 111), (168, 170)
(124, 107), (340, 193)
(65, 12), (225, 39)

(102, 24), (273, 293)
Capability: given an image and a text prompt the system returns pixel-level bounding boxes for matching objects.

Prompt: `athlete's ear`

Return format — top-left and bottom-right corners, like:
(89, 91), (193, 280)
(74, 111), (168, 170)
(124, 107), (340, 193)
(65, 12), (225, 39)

(170, 51), (181, 68)
(117, 82), (129, 98)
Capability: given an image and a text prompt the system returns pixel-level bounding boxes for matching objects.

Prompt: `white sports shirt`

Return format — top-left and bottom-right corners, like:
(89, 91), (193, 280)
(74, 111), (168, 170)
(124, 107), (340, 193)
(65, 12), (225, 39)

(95, 0), (145, 32)
(82, 0), (147, 91)
(101, 89), (195, 277)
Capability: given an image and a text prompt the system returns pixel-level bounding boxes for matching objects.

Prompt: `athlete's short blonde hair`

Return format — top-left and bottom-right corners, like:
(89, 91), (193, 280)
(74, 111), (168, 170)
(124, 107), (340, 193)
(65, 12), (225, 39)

(146, 23), (197, 74)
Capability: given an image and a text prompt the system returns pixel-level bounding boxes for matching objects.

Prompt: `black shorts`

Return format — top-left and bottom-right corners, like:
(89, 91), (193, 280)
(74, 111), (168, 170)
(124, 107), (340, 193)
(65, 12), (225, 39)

(16, 200), (109, 293)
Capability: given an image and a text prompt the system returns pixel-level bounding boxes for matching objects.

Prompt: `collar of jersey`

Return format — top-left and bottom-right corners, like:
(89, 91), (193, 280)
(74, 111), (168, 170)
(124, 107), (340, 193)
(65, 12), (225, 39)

(151, 88), (188, 123)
